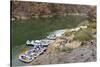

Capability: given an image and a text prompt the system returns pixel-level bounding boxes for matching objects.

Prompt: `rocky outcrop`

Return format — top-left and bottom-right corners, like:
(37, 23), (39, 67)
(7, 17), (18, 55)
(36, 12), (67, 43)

(29, 35), (96, 65)
(30, 37), (96, 65)
(58, 47), (96, 63)
(31, 47), (96, 65)
(81, 39), (96, 47)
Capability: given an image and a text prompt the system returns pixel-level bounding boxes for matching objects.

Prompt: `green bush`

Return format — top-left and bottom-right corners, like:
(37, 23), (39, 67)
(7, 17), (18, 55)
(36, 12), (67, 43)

(74, 31), (93, 41)
(88, 22), (96, 29)
(64, 31), (75, 36)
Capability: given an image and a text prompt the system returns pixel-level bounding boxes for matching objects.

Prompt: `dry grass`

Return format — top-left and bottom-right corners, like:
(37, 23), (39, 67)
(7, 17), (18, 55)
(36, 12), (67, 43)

(65, 41), (81, 49)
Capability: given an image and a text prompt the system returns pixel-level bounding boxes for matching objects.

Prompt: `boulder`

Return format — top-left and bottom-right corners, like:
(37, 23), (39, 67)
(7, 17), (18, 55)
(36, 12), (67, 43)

(58, 47), (96, 63)
(81, 39), (96, 47)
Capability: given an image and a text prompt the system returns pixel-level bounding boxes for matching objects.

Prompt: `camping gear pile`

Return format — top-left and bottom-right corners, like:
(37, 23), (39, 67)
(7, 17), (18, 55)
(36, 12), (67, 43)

(19, 30), (65, 63)
(19, 39), (50, 63)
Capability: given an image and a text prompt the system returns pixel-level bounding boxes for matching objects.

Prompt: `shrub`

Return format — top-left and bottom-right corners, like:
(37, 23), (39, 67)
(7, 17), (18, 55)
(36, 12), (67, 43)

(64, 31), (75, 36)
(88, 22), (96, 29)
(74, 31), (94, 41)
